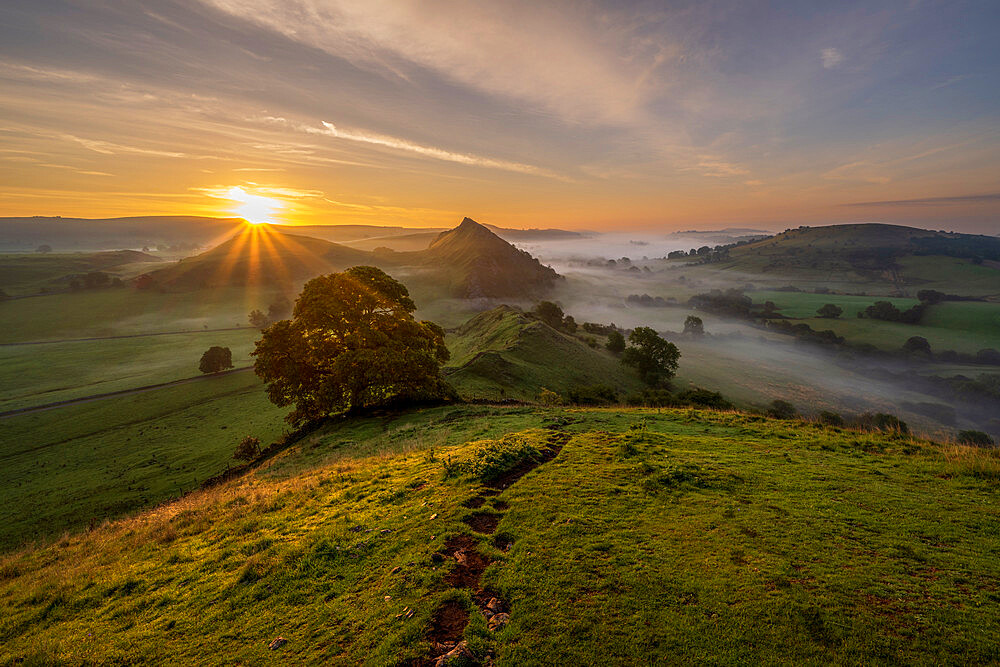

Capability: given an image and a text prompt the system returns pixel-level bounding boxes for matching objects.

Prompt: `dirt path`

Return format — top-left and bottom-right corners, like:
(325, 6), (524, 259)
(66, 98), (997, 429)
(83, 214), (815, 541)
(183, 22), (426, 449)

(419, 429), (571, 666)
(0, 366), (253, 419)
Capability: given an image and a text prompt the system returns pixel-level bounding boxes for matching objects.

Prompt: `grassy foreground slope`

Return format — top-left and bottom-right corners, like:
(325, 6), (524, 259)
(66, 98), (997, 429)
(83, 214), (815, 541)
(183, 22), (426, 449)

(444, 306), (644, 401)
(2, 405), (999, 664)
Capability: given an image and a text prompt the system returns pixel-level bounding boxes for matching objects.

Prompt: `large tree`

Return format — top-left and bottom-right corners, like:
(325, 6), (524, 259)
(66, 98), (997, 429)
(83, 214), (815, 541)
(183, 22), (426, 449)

(621, 327), (680, 387)
(253, 266), (450, 424)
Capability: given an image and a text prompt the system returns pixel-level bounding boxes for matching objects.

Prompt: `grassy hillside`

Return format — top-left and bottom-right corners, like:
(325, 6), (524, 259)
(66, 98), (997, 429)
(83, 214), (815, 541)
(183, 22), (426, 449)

(678, 224), (1000, 296)
(445, 306), (644, 401)
(147, 228), (370, 290)
(0, 250), (161, 296)
(0, 372), (288, 551)
(2, 405), (998, 664)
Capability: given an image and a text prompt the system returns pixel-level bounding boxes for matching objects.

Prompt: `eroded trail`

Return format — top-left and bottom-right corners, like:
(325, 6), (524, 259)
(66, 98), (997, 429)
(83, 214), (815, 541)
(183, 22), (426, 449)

(419, 429), (570, 666)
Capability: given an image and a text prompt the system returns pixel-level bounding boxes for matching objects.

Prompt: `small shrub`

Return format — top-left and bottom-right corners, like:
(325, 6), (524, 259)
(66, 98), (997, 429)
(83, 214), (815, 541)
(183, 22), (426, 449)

(568, 384), (619, 405)
(855, 413), (909, 435)
(234, 436), (262, 462)
(461, 435), (542, 483)
(625, 388), (675, 407)
(818, 411), (845, 427)
(676, 388), (732, 410)
(766, 400), (798, 420)
(957, 430), (995, 447)
(537, 387), (564, 406)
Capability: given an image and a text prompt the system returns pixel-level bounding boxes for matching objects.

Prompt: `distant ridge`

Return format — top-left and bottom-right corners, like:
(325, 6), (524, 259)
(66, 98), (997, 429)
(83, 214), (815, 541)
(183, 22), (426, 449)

(141, 218), (562, 297)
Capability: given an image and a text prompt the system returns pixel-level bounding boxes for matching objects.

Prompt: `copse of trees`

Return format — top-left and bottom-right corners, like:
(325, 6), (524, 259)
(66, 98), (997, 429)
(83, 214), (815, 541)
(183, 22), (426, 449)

(253, 266), (451, 425)
(199, 346), (233, 374)
(860, 300), (926, 324)
(531, 301), (578, 333)
(683, 315), (704, 336)
(688, 289), (752, 319)
(248, 309), (269, 329)
(621, 327), (680, 387)
(816, 303), (843, 319)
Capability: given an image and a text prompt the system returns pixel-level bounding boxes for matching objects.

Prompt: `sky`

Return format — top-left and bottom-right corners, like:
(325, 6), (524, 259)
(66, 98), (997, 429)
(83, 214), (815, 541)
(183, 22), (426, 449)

(1, 0), (998, 232)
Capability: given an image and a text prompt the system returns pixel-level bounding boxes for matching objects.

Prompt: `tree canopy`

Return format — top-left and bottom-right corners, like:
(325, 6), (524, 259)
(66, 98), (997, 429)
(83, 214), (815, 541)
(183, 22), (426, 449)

(621, 327), (680, 387)
(816, 303), (843, 319)
(683, 315), (704, 336)
(199, 346), (233, 374)
(252, 266), (450, 425)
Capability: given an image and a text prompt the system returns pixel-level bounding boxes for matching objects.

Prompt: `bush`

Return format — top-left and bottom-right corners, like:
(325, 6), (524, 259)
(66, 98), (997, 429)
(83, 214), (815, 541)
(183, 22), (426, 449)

(902, 336), (932, 355)
(606, 330), (626, 354)
(816, 303), (842, 319)
(625, 389), (675, 407)
(819, 411), (845, 427)
(855, 413), (909, 435)
(234, 436), (262, 461)
(766, 400), (798, 419)
(676, 388), (732, 410)
(199, 346), (234, 374)
(537, 387), (563, 406)
(461, 435), (541, 483)
(568, 384), (619, 405)
(957, 430), (996, 447)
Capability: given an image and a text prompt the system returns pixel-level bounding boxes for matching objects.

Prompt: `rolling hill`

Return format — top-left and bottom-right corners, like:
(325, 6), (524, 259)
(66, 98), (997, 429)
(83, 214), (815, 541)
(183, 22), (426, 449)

(0, 216), (244, 252)
(145, 230), (371, 289)
(144, 218), (563, 298)
(0, 249), (161, 296)
(444, 306), (643, 400)
(420, 218), (561, 299)
(2, 404), (998, 664)
(684, 223), (1000, 296)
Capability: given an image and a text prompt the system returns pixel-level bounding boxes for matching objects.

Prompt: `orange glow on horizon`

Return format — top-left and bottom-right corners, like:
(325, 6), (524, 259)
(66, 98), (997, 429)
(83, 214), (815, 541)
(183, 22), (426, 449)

(225, 186), (284, 225)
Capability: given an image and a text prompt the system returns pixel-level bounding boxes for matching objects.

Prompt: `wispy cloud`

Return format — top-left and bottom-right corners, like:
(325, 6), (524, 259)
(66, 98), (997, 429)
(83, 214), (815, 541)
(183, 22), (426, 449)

(821, 48), (844, 69)
(841, 193), (1000, 207)
(311, 121), (564, 179)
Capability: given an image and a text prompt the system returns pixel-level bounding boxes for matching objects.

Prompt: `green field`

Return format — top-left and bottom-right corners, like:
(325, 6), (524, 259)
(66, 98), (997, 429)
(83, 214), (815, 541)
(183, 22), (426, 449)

(0, 372), (288, 551)
(749, 290), (919, 319)
(0, 330), (262, 412)
(0, 286), (284, 343)
(2, 405), (998, 664)
(897, 256), (1000, 298)
(751, 291), (1000, 354)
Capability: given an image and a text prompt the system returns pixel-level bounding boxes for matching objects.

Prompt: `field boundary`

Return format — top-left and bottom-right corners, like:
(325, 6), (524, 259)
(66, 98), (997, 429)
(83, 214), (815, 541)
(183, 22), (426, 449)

(0, 366), (253, 418)
(0, 326), (250, 347)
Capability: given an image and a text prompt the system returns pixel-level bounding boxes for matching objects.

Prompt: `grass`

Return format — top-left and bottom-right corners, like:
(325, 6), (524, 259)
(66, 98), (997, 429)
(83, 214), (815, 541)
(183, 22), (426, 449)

(749, 290), (919, 319)
(750, 291), (1000, 354)
(0, 372), (288, 551)
(444, 306), (645, 401)
(0, 329), (263, 411)
(0, 252), (161, 296)
(0, 286), (284, 343)
(1, 405), (999, 664)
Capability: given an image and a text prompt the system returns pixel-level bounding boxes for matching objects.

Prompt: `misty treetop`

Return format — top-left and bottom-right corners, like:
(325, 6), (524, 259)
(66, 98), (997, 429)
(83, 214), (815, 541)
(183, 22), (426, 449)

(252, 266), (450, 425)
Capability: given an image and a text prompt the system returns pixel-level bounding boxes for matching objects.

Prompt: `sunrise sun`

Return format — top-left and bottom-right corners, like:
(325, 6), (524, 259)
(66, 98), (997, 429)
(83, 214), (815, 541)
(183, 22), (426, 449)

(226, 186), (282, 225)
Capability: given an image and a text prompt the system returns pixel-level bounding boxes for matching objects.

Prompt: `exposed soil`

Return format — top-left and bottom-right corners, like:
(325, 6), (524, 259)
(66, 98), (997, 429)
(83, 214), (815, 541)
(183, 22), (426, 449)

(463, 512), (501, 535)
(484, 432), (569, 489)
(427, 600), (470, 644)
(418, 432), (570, 663)
(441, 535), (491, 589)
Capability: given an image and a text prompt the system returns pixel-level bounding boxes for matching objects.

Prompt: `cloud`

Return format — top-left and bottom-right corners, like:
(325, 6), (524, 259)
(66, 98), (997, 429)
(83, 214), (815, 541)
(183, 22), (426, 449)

(841, 193), (1000, 207)
(198, 0), (667, 125)
(821, 48), (844, 69)
(311, 121), (564, 179)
